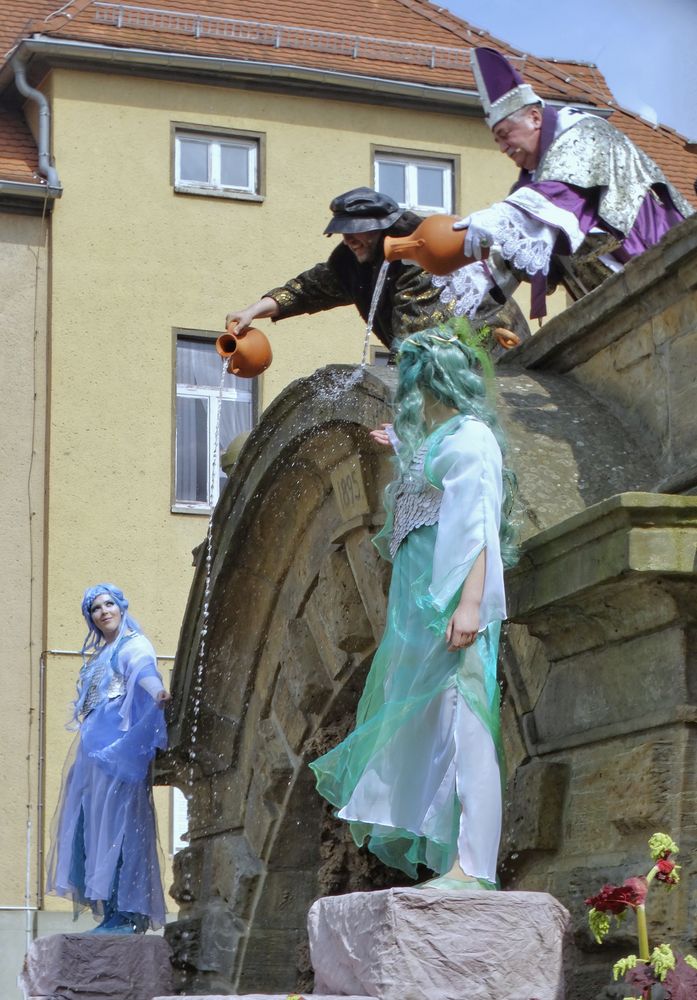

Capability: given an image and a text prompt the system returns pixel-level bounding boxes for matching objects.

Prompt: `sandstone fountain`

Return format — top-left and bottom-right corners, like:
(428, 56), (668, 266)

(158, 216), (697, 1000)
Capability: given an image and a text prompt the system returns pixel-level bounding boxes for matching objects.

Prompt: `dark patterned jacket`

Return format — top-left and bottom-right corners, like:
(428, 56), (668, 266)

(265, 212), (452, 351)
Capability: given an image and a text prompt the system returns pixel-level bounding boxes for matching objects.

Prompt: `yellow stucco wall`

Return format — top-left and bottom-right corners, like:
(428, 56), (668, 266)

(28, 66), (563, 923)
(0, 209), (48, 915)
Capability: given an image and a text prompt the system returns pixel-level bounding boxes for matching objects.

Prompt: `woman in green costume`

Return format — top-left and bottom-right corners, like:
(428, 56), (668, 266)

(310, 326), (516, 888)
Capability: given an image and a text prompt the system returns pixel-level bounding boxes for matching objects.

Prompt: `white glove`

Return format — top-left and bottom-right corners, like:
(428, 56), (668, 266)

(453, 207), (502, 260)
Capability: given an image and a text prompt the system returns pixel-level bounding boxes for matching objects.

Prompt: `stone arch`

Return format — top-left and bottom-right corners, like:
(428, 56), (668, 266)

(160, 362), (656, 994)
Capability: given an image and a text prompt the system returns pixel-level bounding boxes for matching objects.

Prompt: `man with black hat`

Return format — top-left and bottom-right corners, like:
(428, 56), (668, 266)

(225, 186), (526, 353)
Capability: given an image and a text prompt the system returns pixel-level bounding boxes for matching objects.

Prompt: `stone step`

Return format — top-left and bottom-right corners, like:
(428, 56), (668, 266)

(20, 933), (173, 1000)
(309, 888), (571, 1000)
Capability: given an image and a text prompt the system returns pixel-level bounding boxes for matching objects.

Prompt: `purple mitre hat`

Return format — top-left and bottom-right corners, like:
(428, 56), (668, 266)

(471, 47), (544, 128)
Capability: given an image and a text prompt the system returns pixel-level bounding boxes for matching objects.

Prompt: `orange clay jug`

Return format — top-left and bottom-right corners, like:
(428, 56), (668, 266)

(216, 324), (272, 378)
(383, 214), (486, 276)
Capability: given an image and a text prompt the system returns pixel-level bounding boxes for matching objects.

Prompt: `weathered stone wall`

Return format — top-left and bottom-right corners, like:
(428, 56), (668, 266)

(503, 216), (697, 493)
(502, 494), (697, 998)
(161, 364), (659, 996)
(162, 216), (697, 998)
(500, 215), (697, 998)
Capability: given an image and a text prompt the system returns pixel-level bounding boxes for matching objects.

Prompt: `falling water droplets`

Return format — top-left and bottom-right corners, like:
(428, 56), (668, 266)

(181, 356), (228, 896)
(306, 261), (391, 404)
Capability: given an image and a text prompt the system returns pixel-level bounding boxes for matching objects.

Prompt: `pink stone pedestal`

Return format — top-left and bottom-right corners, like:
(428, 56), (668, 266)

(308, 888), (571, 1000)
(156, 889), (570, 1000)
(20, 933), (173, 1000)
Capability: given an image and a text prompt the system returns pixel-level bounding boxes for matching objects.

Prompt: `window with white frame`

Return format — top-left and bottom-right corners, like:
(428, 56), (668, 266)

(374, 152), (454, 214)
(174, 336), (256, 511)
(171, 787), (189, 855)
(174, 127), (261, 198)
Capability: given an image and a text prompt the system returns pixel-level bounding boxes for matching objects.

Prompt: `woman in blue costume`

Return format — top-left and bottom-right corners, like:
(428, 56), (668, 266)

(311, 326), (516, 889)
(46, 584), (169, 931)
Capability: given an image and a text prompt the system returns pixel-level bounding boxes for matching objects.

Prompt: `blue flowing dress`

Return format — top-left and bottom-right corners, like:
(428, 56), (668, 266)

(311, 415), (507, 883)
(46, 631), (168, 927)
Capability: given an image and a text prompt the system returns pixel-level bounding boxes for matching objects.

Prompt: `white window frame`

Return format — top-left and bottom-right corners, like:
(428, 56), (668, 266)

(173, 335), (256, 515)
(373, 150), (455, 214)
(172, 123), (265, 202)
(170, 787), (189, 855)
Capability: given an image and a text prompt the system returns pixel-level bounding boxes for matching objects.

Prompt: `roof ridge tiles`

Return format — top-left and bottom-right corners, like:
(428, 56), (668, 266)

(0, 0), (694, 201)
(19, 0), (614, 105)
(392, 0), (599, 69)
(391, 0), (613, 107)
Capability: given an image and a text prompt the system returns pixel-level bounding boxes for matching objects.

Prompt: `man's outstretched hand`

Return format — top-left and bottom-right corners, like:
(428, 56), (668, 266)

(225, 296), (280, 333)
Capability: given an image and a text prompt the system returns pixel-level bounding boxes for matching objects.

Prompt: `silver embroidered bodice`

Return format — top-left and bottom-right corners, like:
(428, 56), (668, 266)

(390, 444), (442, 559)
(82, 656), (126, 714)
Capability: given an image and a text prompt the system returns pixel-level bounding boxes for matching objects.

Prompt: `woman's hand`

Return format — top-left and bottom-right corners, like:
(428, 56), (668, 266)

(370, 423), (394, 448)
(446, 549), (486, 652)
(446, 600), (480, 652)
(156, 689), (172, 705)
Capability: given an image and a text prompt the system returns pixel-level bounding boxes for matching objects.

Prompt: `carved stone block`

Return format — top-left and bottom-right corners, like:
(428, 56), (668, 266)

(343, 526), (391, 640)
(605, 739), (675, 836)
(531, 626), (687, 746)
(243, 792), (278, 860)
(501, 759), (568, 865)
(309, 888), (571, 1000)
(171, 841), (205, 905)
(308, 549), (375, 659)
(184, 832), (263, 918)
(502, 622), (550, 715)
(20, 934), (173, 1000)
(237, 926), (310, 995)
(282, 618), (336, 718)
(165, 900), (243, 981)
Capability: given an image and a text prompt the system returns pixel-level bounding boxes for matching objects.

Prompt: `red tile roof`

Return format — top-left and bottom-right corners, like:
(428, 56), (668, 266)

(608, 106), (697, 207)
(0, 0), (695, 205)
(0, 1), (60, 61)
(0, 103), (42, 183)
(0, 0), (617, 101)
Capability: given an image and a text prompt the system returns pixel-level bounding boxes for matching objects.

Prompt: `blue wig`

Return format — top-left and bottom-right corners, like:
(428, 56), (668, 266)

(80, 583), (140, 655)
(73, 583), (141, 722)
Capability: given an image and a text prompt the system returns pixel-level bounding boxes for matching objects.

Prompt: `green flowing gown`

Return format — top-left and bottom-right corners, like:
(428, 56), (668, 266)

(311, 415), (506, 881)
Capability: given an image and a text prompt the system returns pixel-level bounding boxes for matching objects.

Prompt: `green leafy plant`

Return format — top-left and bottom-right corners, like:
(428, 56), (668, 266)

(585, 833), (697, 998)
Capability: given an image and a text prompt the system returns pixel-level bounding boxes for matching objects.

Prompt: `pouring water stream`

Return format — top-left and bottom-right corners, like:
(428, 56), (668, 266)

(183, 260), (390, 841)
(360, 259), (390, 367)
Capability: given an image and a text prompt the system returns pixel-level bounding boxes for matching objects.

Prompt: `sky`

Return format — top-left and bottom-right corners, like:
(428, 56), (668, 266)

(441, 0), (697, 139)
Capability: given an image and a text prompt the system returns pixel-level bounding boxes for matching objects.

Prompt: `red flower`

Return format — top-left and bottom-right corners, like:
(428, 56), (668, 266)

(655, 858), (678, 884)
(585, 878), (648, 914)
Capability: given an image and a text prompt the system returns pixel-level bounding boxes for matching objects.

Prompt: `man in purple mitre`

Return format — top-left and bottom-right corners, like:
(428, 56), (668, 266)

(435, 47), (694, 321)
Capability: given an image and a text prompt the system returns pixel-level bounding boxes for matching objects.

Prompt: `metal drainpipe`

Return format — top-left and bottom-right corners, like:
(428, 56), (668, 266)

(11, 51), (62, 195)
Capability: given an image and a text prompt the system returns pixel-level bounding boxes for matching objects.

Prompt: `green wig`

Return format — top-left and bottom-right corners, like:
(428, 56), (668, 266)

(393, 324), (517, 567)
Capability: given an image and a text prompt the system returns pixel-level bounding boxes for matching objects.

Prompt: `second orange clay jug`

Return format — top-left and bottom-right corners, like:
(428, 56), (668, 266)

(215, 324), (273, 378)
(383, 214), (486, 275)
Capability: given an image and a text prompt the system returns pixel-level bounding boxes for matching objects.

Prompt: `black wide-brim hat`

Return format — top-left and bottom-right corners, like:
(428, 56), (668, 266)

(324, 186), (403, 235)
